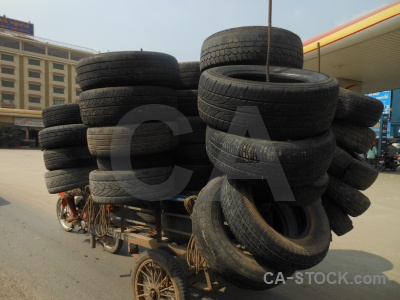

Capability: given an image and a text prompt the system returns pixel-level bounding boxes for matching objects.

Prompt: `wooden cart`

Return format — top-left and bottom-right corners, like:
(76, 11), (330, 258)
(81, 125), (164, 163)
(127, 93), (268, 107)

(89, 195), (219, 299)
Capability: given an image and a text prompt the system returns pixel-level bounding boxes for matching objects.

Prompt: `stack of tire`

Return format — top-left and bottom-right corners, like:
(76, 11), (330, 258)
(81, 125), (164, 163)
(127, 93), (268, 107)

(323, 88), (383, 236)
(76, 51), (181, 207)
(174, 61), (214, 193)
(192, 26), (340, 289)
(40, 104), (96, 194)
(162, 61), (216, 244)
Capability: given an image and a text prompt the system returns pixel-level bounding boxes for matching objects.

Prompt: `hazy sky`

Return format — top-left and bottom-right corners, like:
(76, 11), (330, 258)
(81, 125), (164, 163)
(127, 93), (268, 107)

(3, 0), (397, 62)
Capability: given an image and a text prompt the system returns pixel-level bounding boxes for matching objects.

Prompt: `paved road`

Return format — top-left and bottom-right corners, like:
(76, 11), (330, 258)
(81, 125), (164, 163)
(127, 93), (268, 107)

(0, 149), (399, 299)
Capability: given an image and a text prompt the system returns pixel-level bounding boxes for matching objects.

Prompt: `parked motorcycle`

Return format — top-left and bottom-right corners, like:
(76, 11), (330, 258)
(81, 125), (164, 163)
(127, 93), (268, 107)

(380, 155), (400, 172)
(56, 188), (123, 253)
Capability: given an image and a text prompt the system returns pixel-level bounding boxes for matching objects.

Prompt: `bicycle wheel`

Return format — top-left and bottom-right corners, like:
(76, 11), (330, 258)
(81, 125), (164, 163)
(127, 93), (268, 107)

(101, 227), (123, 254)
(131, 249), (189, 300)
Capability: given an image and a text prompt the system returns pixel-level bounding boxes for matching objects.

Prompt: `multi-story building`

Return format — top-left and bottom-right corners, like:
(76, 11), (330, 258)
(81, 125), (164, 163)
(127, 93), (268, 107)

(0, 23), (97, 147)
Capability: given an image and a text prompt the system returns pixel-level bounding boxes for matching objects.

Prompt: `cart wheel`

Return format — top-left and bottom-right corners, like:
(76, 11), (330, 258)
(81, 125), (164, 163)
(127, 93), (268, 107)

(102, 227), (123, 254)
(56, 197), (73, 232)
(132, 249), (189, 300)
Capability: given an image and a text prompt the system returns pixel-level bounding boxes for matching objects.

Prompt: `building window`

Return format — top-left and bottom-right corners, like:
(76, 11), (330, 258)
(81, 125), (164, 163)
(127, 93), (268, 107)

(0, 54), (14, 62)
(1, 67), (14, 75)
(0, 37), (20, 49)
(53, 75), (64, 82)
(1, 80), (14, 88)
(53, 87), (64, 94)
(53, 63), (64, 70)
(28, 58), (41, 66)
(53, 99), (64, 105)
(29, 96), (41, 104)
(1, 93), (14, 101)
(29, 84), (41, 91)
(23, 42), (46, 55)
(71, 52), (88, 61)
(48, 48), (68, 59)
(28, 71), (40, 78)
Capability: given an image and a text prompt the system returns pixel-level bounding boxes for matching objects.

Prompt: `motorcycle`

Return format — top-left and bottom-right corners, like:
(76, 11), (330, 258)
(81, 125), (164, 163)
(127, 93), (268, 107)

(56, 187), (123, 254)
(380, 154), (400, 172)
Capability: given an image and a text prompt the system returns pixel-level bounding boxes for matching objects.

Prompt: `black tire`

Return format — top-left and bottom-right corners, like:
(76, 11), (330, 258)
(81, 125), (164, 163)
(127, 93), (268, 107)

(76, 51), (179, 91)
(322, 196), (354, 236)
(177, 165), (213, 192)
(109, 204), (156, 225)
(45, 166), (95, 194)
(198, 65), (339, 140)
(206, 126), (336, 187)
(87, 123), (180, 158)
(123, 204), (156, 224)
(328, 146), (379, 190)
(176, 90), (198, 116)
(324, 175), (371, 217)
(177, 61), (200, 89)
(161, 213), (192, 244)
(178, 116), (206, 145)
(89, 167), (174, 204)
(330, 121), (376, 154)
(200, 26), (304, 72)
(221, 177), (331, 270)
(335, 88), (384, 127)
(192, 177), (294, 290)
(251, 173), (329, 207)
(161, 199), (189, 215)
(96, 152), (173, 171)
(131, 249), (190, 300)
(79, 86), (178, 126)
(173, 144), (210, 165)
(42, 104), (82, 128)
(39, 124), (88, 149)
(43, 146), (96, 171)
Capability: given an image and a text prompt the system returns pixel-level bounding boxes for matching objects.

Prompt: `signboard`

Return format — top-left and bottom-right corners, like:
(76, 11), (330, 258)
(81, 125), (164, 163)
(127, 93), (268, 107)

(0, 17), (34, 36)
(366, 90), (391, 117)
(378, 114), (389, 155)
(391, 124), (400, 138)
(366, 90), (392, 153)
(371, 121), (381, 139)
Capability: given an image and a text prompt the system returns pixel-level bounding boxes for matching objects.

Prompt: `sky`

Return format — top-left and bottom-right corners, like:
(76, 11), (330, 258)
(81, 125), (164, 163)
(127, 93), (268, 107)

(2, 0), (397, 62)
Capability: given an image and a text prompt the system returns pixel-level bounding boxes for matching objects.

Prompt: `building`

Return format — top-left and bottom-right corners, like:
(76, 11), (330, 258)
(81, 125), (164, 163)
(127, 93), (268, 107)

(0, 20), (97, 147)
(303, 1), (400, 150)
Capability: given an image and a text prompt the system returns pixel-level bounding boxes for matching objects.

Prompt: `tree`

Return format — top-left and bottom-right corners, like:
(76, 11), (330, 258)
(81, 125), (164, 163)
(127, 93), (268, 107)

(0, 123), (22, 148)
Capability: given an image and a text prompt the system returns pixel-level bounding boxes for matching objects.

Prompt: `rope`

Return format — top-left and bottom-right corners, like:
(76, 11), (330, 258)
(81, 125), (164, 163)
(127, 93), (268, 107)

(82, 194), (96, 231)
(184, 195), (197, 215)
(266, 0), (272, 82)
(183, 195), (207, 273)
(186, 234), (208, 274)
(94, 204), (111, 237)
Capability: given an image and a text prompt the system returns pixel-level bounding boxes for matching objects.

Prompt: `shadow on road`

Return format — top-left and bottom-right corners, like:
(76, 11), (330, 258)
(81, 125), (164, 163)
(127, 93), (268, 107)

(378, 169), (400, 176)
(189, 249), (399, 300)
(0, 197), (10, 206)
(56, 226), (400, 299)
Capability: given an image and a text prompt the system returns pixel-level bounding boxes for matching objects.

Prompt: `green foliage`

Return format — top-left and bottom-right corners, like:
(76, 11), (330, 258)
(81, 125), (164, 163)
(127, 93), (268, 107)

(0, 123), (23, 148)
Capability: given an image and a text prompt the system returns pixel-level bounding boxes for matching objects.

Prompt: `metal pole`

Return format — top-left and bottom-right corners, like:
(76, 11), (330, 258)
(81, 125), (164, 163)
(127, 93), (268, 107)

(317, 42), (321, 72)
(266, 0), (272, 82)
